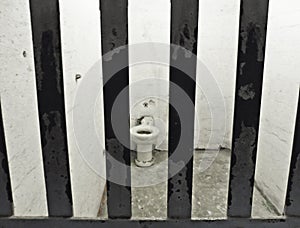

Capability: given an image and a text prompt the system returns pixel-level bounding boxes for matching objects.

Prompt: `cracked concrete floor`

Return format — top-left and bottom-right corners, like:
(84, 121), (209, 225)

(99, 149), (279, 219)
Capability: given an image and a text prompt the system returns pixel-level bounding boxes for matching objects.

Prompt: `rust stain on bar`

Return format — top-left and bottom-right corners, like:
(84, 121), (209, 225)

(168, 0), (199, 219)
(100, 0), (131, 218)
(228, 0), (269, 217)
(29, 0), (73, 217)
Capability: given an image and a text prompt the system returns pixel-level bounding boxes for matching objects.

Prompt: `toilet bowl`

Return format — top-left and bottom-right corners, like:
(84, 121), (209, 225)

(130, 117), (159, 167)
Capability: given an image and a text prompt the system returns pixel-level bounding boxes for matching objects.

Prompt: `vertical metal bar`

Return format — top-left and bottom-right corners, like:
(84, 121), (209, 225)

(100, 0), (131, 219)
(0, 100), (13, 216)
(228, 0), (269, 217)
(285, 89), (300, 217)
(168, 0), (199, 219)
(29, 0), (73, 217)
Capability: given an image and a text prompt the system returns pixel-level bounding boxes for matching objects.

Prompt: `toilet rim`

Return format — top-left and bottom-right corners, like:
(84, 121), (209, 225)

(130, 125), (159, 138)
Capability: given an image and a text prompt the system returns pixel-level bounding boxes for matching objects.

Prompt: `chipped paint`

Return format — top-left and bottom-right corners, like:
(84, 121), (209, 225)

(168, 0), (198, 219)
(172, 24), (197, 59)
(100, 0), (131, 219)
(40, 30), (62, 94)
(239, 62), (246, 75)
(103, 46), (126, 62)
(106, 138), (131, 218)
(238, 83), (255, 100)
(240, 22), (265, 62)
(239, 0), (269, 62)
(168, 166), (192, 218)
(100, 0), (128, 54)
(41, 111), (73, 214)
(30, 0), (73, 217)
(229, 122), (256, 216)
(228, 0), (269, 217)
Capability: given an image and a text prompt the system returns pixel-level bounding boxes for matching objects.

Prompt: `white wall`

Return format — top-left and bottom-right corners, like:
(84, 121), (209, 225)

(129, 0), (170, 150)
(0, 0), (48, 216)
(60, 0), (106, 217)
(254, 0), (300, 214)
(129, 0), (240, 150)
(128, 0), (300, 215)
(195, 0), (240, 149)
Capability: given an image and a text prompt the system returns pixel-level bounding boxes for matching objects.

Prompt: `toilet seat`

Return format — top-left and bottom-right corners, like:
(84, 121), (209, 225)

(130, 125), (159, 145)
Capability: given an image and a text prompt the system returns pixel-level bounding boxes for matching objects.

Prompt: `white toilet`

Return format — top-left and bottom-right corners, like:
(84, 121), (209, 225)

(130, 116), (160, 167)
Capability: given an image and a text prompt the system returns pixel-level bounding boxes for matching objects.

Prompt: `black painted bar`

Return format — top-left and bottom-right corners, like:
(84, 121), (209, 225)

(285, 89), (300, 216)
(168, 0), (199, 219)
(100, 0), (131, 218)
(29, 0), (73, 217)
(0, 217), (298, 228)
(228, 0), (270, 217)
(0, 100), (13, 216)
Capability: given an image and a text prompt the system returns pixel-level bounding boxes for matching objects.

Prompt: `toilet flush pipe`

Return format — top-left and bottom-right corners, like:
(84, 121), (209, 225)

(136, 144), (153, 163)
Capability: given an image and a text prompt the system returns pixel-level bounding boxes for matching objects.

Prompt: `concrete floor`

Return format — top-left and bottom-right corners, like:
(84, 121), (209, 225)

(99, 149), (279, 219)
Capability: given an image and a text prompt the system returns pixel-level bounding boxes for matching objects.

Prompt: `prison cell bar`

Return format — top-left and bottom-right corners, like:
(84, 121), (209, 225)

(285, 89), (300, 216)
(0, 100), (13, 216)
(100, 0), (132, 219)
(29, 0), (73, 217)
(168, 0), (199, 219)
(228, 0), (270, 217)
(3, 217), (300, 227)
(2, 0), (300, 226)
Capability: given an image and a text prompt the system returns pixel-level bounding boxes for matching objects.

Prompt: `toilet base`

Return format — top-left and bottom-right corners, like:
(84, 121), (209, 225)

(135, 147), (154, 167)
(135, 157), (154, 167)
